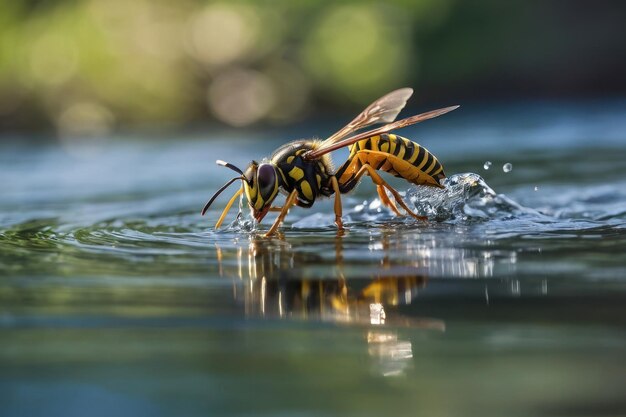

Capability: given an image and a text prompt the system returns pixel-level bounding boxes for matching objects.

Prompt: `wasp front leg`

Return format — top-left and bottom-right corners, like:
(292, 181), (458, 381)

(264, 190), (298, 237)
(215, 187), (243, 229)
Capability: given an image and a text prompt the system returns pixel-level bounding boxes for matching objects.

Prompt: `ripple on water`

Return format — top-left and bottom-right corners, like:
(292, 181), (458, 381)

(1, 170), (625, 282)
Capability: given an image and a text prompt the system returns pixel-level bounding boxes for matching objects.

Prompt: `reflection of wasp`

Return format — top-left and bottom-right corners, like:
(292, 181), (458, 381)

(216, 237), (445, 376)
(202, 88), (458, 236)
(216, 237), (443, 330)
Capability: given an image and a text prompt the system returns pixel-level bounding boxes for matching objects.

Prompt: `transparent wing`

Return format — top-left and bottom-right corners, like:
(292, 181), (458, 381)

(303, 105), (459, 160)
(316, 88), (414, 149)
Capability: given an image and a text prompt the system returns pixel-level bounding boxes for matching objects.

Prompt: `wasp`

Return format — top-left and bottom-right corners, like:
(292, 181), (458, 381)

(202, 88), (458, 237)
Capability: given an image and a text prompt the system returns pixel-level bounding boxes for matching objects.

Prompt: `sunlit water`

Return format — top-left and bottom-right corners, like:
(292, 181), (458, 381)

(1, 102), (626, 416)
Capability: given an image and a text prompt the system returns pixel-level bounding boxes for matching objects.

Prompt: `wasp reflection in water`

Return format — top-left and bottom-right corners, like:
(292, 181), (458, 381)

(215, 236), (445, 377)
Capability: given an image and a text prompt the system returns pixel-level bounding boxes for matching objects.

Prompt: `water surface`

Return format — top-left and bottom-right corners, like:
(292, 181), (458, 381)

(1, 101), (626, 416)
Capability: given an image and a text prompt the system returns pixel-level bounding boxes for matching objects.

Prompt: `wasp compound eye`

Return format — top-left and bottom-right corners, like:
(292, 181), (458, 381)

(257, 164), (276, 194)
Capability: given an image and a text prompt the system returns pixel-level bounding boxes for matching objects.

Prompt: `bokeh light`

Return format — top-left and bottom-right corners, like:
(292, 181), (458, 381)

(187, 3), (262, 68)
(0, 1), (624, 135)
(208, 68), (275, 126)
(301, 4), (412, 103)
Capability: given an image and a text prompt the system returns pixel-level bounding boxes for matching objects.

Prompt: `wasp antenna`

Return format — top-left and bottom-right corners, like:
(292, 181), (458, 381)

(216, 160), (244, 176)
(201, 176), (243, 216)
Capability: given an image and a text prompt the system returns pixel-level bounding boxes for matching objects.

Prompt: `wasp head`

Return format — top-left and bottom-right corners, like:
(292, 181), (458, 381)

(242, 161), (280, 222)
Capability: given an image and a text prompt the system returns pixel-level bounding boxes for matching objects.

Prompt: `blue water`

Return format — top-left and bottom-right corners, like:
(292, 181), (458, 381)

(1, 101), (626, 416)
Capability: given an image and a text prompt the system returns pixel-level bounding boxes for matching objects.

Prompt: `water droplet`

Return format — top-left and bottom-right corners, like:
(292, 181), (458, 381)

(483, 161), (492, 170)
(534, 186), (539, 191)
(503, 163), (513, 173)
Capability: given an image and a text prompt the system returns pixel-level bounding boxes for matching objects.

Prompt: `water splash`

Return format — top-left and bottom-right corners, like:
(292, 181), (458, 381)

(293, 172), (543, 227)
(406, 173), (537, 222)
(226, 192), (258, 232)
(228, 213), (257, 232)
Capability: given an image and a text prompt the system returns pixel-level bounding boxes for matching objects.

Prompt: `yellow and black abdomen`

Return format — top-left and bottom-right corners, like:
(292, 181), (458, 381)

(335, 133), (445, 192)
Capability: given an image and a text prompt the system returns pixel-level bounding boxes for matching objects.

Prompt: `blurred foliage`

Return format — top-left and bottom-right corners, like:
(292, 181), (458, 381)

(0, 0), (625, 135)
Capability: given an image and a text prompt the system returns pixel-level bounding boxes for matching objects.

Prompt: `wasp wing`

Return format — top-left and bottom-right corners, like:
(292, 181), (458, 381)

(304, 105), (459, 160)
(310, 88), (414, 153)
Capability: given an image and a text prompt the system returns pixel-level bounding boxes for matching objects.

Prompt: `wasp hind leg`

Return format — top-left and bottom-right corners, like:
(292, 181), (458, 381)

(376, 185), (402, 216)
(352, 164), (427, 221)
(264, 189), (299, 237)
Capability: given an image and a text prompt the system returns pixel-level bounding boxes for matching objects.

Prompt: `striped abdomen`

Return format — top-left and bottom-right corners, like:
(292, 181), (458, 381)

(335, 133), (445, 190)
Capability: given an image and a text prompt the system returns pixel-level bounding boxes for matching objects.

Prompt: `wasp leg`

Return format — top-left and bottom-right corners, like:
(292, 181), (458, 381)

(330, 176), (344, 230)
(376, 185), (401, 216)
(215, 187), (243, 229)
(264, 189), (298, 237)
(268, 199), (309, 211)
(353, 164), (427, 221)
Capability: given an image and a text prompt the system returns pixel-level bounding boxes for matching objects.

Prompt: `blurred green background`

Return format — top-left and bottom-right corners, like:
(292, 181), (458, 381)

(1, 0), (625, 135)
